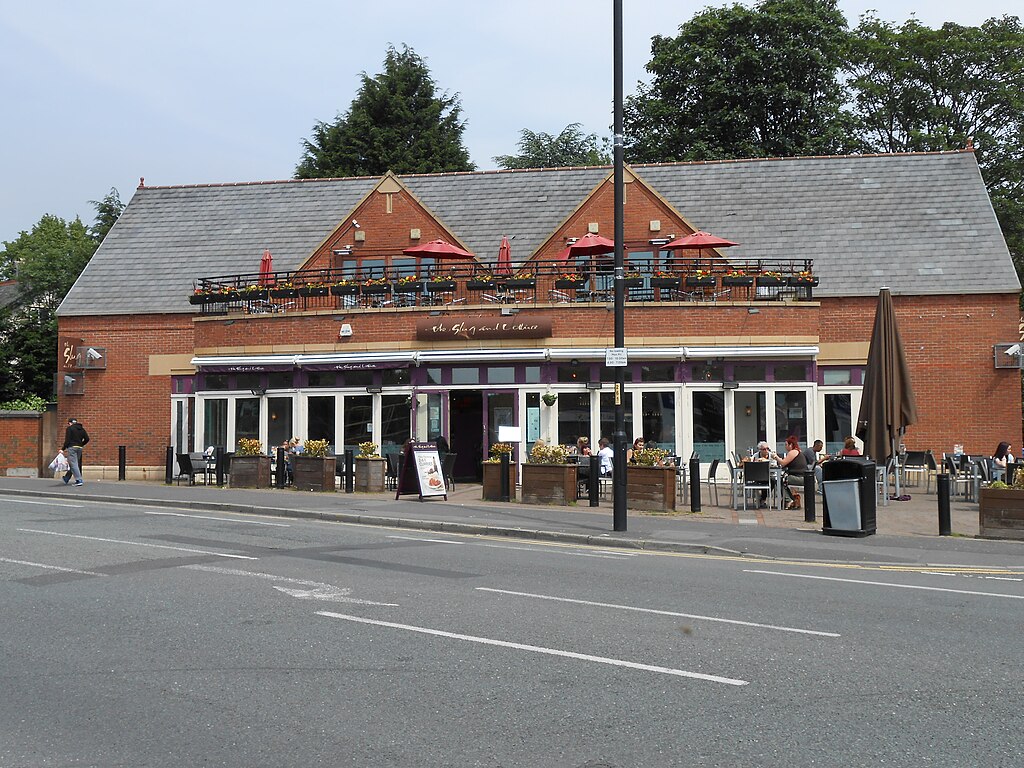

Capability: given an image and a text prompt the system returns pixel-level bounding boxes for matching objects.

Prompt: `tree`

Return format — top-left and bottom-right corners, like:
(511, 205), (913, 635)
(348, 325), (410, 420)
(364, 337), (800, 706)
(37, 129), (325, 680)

(296, 45), (473, 178)
(846, 14), (1024, 272)
(89, 187), (125, 242)
(494, 123), (610, 169)
(624, 0), (854, 163)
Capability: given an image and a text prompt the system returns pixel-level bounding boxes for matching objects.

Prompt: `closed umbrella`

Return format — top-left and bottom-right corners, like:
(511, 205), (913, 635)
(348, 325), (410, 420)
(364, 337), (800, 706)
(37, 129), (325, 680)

(856, 287), (918, 498)
(402, 239), (475, 260)
(258, 249), (275, 286)
(496, 235), (513, 276)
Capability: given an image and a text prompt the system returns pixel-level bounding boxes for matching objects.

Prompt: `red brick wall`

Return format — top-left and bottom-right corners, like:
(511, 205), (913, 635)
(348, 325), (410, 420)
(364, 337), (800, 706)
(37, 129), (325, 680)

(0, 412), (43, 475)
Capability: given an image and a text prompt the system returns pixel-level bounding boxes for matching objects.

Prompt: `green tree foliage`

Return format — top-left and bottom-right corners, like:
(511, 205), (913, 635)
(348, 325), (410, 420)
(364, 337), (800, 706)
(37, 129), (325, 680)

(296, 45), (473, 178)
(846, 14), (1024, 272)
(494, 123), (610, 169)
(624, 0), (853, 162)
(88, 187), (125, 242)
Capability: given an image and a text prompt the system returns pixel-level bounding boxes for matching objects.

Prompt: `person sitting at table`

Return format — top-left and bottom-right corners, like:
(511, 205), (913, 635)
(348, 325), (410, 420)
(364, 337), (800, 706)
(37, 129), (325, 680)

(577, 436), (592, 457)
(597, 438), (614, 476)
(838, 436), (861, 456)
(750, 441), (772, 507)
(993, 442), (1014, 473)
(627, 437), (645, 464)
(774, 435), (808, 510)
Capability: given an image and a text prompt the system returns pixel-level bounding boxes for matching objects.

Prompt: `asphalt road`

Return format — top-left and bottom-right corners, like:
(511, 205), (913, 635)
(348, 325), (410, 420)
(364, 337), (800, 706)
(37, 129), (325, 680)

(2, 495), (1022, 767)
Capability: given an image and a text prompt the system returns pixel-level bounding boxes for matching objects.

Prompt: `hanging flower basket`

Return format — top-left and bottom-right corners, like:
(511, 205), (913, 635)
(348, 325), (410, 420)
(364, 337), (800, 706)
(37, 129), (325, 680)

(541, 393), (558, 406)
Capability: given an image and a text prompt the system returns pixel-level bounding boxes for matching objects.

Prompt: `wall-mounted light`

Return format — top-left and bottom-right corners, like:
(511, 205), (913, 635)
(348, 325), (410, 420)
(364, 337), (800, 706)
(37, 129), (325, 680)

(332, 246), (353, 256)
(366, 385), (383, 394)
(565, 237), (578, 245)
(330, 220), (360, 254)
(648, 237), (671, 246)
(250, 388), (266, 396)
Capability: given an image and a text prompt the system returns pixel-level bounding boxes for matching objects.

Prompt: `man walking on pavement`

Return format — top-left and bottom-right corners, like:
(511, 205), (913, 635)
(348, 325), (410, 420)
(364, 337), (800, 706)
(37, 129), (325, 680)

(62, 417), (90, 486)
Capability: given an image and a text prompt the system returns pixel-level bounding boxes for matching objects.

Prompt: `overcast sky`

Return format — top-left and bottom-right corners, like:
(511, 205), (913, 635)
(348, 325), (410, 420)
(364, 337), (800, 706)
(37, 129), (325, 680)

(0, 1), (1016, 245)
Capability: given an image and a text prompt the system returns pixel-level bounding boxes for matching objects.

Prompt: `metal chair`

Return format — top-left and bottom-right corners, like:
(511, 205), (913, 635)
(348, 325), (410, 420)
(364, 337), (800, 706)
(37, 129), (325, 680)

(944, 455), (972, 498)
(441, 452), (457, 490)
(902, 450), (928, 487)
(175, 453), (206, 485)
(548, 289), (571, 303)
(925, 451), (940, 493)
(741, 460), (772, 511)
(385, 453), (399, 490)
(702, 458), (722, 506)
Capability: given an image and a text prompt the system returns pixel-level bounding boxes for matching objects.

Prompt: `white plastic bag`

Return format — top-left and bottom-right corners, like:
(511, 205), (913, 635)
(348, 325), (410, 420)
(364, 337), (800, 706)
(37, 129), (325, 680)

(49, 451), (70, 474)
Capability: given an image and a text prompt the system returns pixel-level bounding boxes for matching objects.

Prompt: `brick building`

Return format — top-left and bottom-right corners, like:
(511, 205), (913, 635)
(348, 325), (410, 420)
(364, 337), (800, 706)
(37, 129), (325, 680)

(53, 149), (1020, 481)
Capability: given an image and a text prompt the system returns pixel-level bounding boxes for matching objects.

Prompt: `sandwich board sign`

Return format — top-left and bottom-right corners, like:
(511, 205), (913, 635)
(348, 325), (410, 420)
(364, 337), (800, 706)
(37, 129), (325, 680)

(395, 441), (447, 501)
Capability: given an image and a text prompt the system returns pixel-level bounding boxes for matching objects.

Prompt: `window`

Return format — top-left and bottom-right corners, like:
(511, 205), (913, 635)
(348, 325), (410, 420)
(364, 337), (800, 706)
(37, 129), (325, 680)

(307, 396), (335, 446)
(267, 397), (293, 449)
(426, 367), (443, 385)
(341, 370), (373, 387)
(599, 392), (634, 444)
(487, 367), (515, 385)
(822, 368), (852, 386)
(774, 391), (807, 448)
(381, 394), (411, 454)
(523, 366), (541, 384)
(204, 374), (228, 391)
(307, 371), (337, 388)
(641, 392), (676, 450)
(452, 368), (480, 385)
(557, 364), (587, 383)
(774, 364), (807, 382)
(557, 392), (591, 447)
(640, 364), (675, 383)
(692, 364), (723, 383)
(733, 364), (766, 382)
(203, 399), (227, 448)
(235, 398), (260, 442)
(268, 372), (293, 389)
(382, 367), (410, 386)
(692, 391), (725, 461)
(343, 395), (373, 454)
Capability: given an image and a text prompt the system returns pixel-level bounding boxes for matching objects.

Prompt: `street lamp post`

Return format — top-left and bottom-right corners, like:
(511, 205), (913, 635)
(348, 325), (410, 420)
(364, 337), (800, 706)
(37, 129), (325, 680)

(612, 0), (627, 532)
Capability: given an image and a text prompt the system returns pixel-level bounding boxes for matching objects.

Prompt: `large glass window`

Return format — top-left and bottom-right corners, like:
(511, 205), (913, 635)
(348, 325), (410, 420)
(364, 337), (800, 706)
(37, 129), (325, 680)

(734, 391), (766, 457)
(824, 393), (852, 455)
(774, 391), (807, 448)
(487, 367), (515, 385)
(343, 395), (373, 454)
(692, 391), (725, 461)
(599, 392), (635, 444)
(203, 399), (227, 449)
(526, 393), (541, 454)
(235, 398), (260, 443)
(307, 396), (335, 447)
(267, 397), (293, 450)
(523, 366), (541, 384)
(452, 368), (480, 385)
(381, 394), (411, 455)
(487, 392), (516, 449)
(641, 392), (676, 452)
(557, 392), (591, 447)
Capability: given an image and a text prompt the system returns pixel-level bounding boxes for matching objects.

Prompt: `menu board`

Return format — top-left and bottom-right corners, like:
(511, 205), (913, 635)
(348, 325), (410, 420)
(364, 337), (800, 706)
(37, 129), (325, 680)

(396, 442), (448, 500)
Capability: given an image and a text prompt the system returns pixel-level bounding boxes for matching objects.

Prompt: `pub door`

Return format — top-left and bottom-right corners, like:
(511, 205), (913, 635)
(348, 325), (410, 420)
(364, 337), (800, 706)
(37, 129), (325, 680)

(448, 391), (483, 482)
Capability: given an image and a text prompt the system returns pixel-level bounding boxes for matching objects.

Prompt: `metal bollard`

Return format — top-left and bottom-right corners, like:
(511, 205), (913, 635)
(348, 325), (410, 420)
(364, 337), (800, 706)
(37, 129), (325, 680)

(589, 455), (600, 507)
(499, 452), (511, 502)
(118, 446), (126, 481)
(164, 446), (174, 485)
(937, 473), (951, 536)
(803, 471), (816, 522)
(689, 456), (701, 512)
(215, 446), (225, 486)
(344, 449), (354, 493)
(275, 446), (287, 489)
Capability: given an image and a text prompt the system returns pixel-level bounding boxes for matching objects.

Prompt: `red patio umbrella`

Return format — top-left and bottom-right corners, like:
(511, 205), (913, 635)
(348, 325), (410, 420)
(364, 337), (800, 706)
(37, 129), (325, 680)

(565, 232), (616, 257)
(402, 239), (475, 260)
(663, 230), (739, 250)
(258, 249), (275, 286)
(495, 235), (513, 276)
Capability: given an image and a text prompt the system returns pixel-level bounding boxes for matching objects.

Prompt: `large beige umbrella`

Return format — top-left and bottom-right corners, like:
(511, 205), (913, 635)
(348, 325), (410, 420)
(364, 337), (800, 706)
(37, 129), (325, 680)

(856, 287), (918, 496)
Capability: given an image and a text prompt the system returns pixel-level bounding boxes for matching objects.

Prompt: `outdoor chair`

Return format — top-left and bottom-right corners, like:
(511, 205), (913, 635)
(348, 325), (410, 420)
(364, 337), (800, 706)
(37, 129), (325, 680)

(385, 453), (399, 490)
(441, 452), (457, 491)
(944, 455), (972, 498)
(175, 453), (206, 486)
(925, 451), (940, 493)
(548, 289), (571, 303)
(702, 458), (722, 506)
(741, 460), (772, 512)
(902, 450), (928, 487)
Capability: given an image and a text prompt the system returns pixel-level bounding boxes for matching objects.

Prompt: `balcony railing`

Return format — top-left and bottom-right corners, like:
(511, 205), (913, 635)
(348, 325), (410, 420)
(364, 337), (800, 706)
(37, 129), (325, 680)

(188, 257), (817, 313)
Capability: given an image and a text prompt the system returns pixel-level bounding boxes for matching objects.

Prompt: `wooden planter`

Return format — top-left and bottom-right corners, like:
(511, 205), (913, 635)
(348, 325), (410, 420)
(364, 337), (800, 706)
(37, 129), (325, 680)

(979, 487), (1024, 540)
(230, 455), (271, 488)
(292, 455), (336, 492)
(482, 461), (518, 501)
(627, 465), (677, 512)
(521, 463), (577, 506)
(355, 457), (386, 492)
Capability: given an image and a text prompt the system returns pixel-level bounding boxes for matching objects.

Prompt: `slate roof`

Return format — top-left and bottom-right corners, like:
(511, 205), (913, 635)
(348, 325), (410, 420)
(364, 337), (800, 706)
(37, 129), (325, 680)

(0, 281), (19, 310)
(57, 150), (1017, 317)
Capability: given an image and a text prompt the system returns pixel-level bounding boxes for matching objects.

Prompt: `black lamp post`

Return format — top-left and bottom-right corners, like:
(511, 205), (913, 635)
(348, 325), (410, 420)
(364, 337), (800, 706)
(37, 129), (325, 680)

(612, 0), (627, 532)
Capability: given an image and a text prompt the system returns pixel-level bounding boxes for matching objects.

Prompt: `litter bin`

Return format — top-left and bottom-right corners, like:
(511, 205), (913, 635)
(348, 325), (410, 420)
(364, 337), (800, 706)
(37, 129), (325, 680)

(821, 457), (876, 537)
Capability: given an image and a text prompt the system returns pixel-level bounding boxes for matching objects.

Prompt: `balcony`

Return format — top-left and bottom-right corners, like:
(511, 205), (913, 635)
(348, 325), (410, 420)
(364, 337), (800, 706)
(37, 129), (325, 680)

(188, 258), (816, 315)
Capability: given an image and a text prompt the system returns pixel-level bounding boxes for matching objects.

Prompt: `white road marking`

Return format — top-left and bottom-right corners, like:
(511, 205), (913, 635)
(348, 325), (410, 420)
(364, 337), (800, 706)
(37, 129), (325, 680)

(0, 556), (102, 576)
(388, 535), (464, 544)
(745, 569), (1024, 600)
(317, 610), (748, 686)
(387, 534), (635, 559)
(2, 499), (82, 508)
(476, 587), (839, 637)
(144, 510), (289, 526)
(985, 576), (1023, 582)
(183, 564), (398, 606)
(17, 529), (257, 560)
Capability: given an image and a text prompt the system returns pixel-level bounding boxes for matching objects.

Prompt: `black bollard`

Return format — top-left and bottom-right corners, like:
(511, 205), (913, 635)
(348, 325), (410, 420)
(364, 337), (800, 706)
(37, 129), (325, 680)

(499, 452), (511, 502)
(275, 446), (287, 488)
(215, 446), (225, 486)
(689, 455), (701, 512)
(344, 449), (354, 493)
(937, 473), (951, 536)
(164, 446), (174, 484)
(803, 471), (816, 522)
(589, 455), (600, 507)
(118, 445), (126, 481)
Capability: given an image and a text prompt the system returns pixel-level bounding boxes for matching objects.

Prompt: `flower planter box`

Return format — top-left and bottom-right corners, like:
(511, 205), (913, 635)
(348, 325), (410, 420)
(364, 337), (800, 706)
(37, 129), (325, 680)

(722, 276), (754, 286)
(237, 289), (269, 301)
(466, 280), (497, 291)
(651, 278), (681, 289)
(361, 285), (390, 296)
(626, 465), (677, 512)
(355, 456), (386, 492)
(756, 276), (784, 287)
(787, 276), (819, 287)
(270, 288), (299, 298)
(503, 279), (536, 289)
(979, 487), (1024, 540)
(685, 276), (716, 287)
(229, 455), (271, 489)
(521, 463), (577, 506)
(426, 281), (457, 293)
(298, 286), (330, 297)
(330, 284), (359, 296)
(482, 461), (518, 501)
(292, 455), (336, 492)
(189, 294), (210, 305)
(394, 282), (424, 294)
(623, 277), (644, 288)
(554, 279), (586, 290)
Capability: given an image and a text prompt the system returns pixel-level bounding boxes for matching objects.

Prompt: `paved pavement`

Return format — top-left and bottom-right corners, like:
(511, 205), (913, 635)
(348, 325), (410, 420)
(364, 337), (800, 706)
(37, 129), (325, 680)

(1, 474), (1022, 569)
